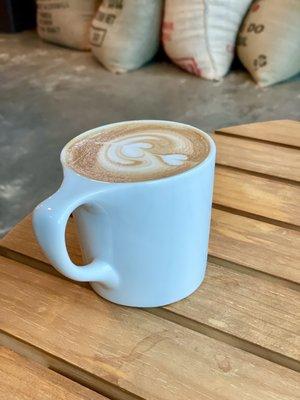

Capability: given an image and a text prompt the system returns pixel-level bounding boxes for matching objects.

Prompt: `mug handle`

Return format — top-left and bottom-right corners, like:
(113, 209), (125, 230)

(32, 182), (119, 287)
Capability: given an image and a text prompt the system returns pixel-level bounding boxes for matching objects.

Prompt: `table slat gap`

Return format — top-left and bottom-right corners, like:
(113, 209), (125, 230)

(1, 244), (297, 295)
(214, 130), (300, 151)
(215, 163), (300, 185)
(146, 308), (300, 373)
(212, 204), (300, 232)
(0, 330), (143, 400)
(214, 166), (300, 225)
(216, 163), (300, 188)
(216, 120), (300, 147)
(207, 255), (300, 292)
(1, 254), (299, 366)
(210, 208), (300, 283)
(1, 211), (299, 282)
(1, 120), (299, 399)
(0, 346), (110, 400)
(0, 246), (89, 288)
(1, 257), (300, 400)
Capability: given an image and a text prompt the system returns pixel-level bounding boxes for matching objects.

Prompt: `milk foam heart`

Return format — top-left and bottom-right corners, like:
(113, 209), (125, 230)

(65, 122), (210, 182)
(121, 143), (153, 159)
(160, 154), (187, 166)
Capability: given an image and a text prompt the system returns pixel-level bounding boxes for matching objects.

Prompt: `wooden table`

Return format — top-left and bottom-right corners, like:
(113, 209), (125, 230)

(0, 120), (299, 400)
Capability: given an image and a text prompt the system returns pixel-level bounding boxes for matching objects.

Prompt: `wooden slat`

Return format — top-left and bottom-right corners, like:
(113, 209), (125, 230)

(216, 120), (300, 147)
(213, 133), (300, 182)
(210, 208), (300, 283)
(167, 262), (300, 362)
(2, 212), (299, 284)
(0, 347), (107, 400)
(1, 215), (299, 360)
(0, 214), (83, 265)
(0, 257), (299, 400)
(214, 166), (300, 225)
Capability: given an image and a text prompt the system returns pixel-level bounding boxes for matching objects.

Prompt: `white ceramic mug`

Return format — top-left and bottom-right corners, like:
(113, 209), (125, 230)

(33, 121), (216, 307)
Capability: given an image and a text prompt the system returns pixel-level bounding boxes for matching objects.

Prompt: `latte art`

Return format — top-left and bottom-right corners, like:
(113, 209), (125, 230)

(65, 122), (210, 182)
(98, 132), (192, 179)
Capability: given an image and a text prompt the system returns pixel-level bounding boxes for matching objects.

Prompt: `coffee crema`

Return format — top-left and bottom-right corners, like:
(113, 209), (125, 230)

(64, 122), (210, 182)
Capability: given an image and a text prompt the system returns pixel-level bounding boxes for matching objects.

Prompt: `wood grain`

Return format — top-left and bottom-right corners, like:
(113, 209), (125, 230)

(2, 206), (299, 286)
(2, 211), (299, 284)
(213, 133), (300, 182)
(1, 214), (299, 360)
(216, 120), (300, 147)
(0, 214), (83, 265)
(167, 262), (300, 362)
(1, 257), (300, 400)
(214, 166), (300, 225)
(210, 208), (300, 283)
(1, 120), (299, 398)
(0, 347), (107, 400)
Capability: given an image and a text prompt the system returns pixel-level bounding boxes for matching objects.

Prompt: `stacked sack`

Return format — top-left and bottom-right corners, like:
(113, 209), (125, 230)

(36, 0), (99, 50)
(237, 0), (300, 87)
(36, 0), (300, 86)
(162, 0), (252, 80)
(36, 0), (163, 72)
(90, 0), (163, 73)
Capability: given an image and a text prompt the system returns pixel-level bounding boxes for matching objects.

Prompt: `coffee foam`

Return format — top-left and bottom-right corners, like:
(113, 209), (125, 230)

(64, 122), (210, 182)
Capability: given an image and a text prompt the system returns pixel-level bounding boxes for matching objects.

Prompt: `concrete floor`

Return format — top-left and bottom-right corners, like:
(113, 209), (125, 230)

(0, 31), (299, 236)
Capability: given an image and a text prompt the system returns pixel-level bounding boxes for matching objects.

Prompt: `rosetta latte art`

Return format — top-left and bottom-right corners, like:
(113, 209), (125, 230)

(98, 132), (192, 178)
(65, 122), (210, 182)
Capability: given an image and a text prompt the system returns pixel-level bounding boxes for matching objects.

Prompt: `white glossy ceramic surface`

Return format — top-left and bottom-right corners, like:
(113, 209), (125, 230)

(33, 120), (216, 307)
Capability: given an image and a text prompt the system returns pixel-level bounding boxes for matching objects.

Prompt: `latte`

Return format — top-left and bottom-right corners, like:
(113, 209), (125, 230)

(64, 121), (210, 182)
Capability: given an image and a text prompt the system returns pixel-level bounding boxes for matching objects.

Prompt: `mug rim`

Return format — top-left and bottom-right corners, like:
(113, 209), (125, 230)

(61, 120), (216, 185)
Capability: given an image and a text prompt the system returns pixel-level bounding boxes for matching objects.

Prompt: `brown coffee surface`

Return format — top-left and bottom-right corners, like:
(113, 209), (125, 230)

(64, 122), (210, 182)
